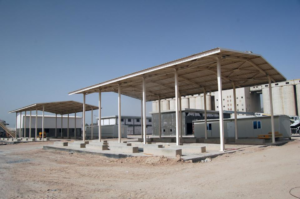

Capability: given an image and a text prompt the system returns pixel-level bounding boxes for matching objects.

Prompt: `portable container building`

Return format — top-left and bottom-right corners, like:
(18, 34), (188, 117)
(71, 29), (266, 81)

(86, 115), (152, 138)
(193, 115), (291, 139)
(152, 109), (231, 136)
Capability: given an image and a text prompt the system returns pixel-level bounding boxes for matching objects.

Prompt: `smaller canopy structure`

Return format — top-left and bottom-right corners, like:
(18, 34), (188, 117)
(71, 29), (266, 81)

(9, 101), (98, 114)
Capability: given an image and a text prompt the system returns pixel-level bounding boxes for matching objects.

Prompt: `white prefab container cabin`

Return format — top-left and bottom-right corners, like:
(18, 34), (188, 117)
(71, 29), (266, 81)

(85, 115), (153, 139)
(193, 115), (291, 139)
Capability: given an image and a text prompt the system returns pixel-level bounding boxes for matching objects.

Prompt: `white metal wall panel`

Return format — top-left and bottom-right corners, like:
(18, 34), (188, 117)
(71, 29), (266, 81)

(109, 118), (116, 125)
(297, 84), (300, 116)
(189, 96), (196, 109)
(169, 99), (175, 111)
(181, 97), (189, 110)
(262, 87), (270, 114)
(272, 86), (283, 115)
(103, 119), (110, 125)
(282, 85), (296, 116)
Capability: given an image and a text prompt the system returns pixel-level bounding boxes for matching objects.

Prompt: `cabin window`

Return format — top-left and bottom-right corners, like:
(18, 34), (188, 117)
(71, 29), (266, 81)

(253, 121), (261, 129)
(207, 123), (212, 130)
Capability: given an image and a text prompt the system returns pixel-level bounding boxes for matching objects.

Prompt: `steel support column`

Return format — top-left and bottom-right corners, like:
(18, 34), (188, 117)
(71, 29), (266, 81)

(268, 76), (275, 143)
(98, 91), (102, 142)
(158, 97), (162, 138)
(179, 93), (182, 139)
(174, 69), (180, 146)
(142, 77), (147, 144)
(61, 115), (63, 138)
(29, 111), (32, 138)
(232, 82), (238, 140)
(35, 109), (37, 140)
(141, 100), (143, 140)
(42, 106), (45, 141)
(24, 111), (26, 137)
(67, 114), (69, 139)
(91, 109), (93, 140)
(55, 114), (57, 138)
(204, 89), (208, 139)
(83, 93), (86, 142)
(20, 112), (22, 137)
(118, 85), (121, 143)
(217, 58), (225, 152)
(15, 112), (18, 138)
(74, 113), (77, 139)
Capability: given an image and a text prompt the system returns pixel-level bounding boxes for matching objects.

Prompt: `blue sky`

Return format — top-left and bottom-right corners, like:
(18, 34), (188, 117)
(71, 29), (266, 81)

(1, 0), (300, 127)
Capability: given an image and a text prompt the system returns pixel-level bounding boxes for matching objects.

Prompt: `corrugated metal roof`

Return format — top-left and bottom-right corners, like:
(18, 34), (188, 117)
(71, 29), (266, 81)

(69, 48), (286, 101)
(9, 101), (98, 114)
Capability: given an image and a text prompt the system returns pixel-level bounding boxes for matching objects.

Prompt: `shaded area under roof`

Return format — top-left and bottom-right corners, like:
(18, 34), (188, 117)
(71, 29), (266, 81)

(69, 48), (286, 101)
(9, 101), (98, 115)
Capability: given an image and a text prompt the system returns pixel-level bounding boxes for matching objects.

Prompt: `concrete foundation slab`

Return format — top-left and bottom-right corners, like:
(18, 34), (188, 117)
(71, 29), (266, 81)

(54, 141), (68, 147)
(235, 139), (266, 145)
(69, 142), (86, 148)
(144, 148), (182, 157)
(109, 146), (139, 153)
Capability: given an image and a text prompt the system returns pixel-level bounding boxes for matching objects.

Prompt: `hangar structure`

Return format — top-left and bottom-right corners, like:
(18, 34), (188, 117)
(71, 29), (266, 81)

(69, 48), (286, 151)
(10, 101), (98, 140)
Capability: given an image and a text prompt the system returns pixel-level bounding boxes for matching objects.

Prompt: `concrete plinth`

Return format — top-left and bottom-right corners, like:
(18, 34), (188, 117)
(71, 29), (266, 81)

(69, 142), (86, 148)
(54, 141), (68, 147)
(27, 138), (35, 142)
(109, 146), (139, 153)
(144, 148), (182, 157)
(166, 146), (206, 154)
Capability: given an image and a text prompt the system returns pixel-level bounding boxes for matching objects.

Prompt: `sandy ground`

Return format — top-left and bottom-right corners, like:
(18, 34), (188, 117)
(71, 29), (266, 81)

(0, 138), (300, 199)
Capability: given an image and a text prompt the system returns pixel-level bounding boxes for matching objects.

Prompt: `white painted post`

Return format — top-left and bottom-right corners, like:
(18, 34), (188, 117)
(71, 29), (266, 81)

(20, 112), (22, 138)
(42, 106), (44, 141)
(268, 76), (275, 143)
(141, 100), (143, 140)
(29, 111), (32, 138)
(61, 115), (63, 138)
(118, 85), (121, 143)
(174, 69), (180, 146)
(98, 91), (102, 142)
(35, 109), (37, 140)
(142, 77), (147, 144)
(91, 109), (93, 140)
(217, 58), (225, 152)
(74, 113), (77, 139)
(158, 97), (162, 138)
(55, 114), (57, 138)
(67, 114), (69, 139)
(83, 93), (86, 142)
(15, 112), (18, 138)
(232, 82), (238, 140)
(24, 111), (27, 137)
(204, 88), (208, 139)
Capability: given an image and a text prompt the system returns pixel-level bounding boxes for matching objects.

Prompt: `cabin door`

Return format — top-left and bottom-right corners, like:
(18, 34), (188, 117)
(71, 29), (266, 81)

(227, 122), (235, 137)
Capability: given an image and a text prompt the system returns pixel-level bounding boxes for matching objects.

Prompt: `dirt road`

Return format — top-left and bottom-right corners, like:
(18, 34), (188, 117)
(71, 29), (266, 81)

(0, 138), (300, 199)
